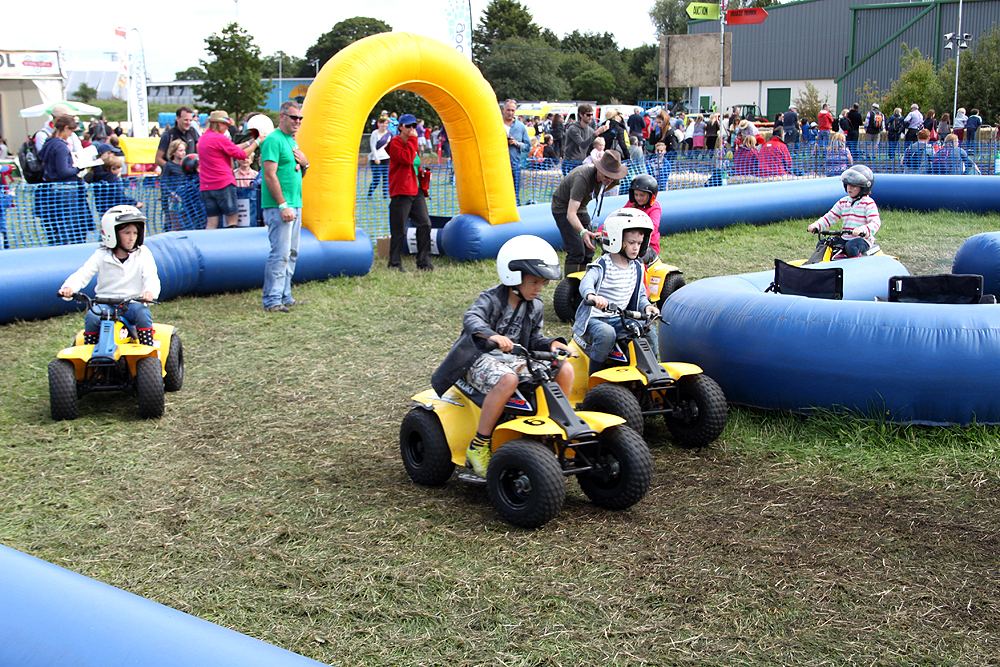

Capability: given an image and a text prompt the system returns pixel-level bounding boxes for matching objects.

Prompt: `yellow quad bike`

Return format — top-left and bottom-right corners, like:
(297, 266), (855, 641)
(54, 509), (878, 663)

(552, 257), (685, 323)
(566, 301), (728, 448)
(400, 343), (653, 529)
(48, 293), (184, 421)
(789, 230), (885, 266)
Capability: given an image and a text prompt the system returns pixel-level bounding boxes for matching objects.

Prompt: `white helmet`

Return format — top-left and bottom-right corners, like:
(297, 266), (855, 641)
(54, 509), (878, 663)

(101, 205), (146, 250)
(496, 235), (561, 286)
(246, 113), (274, 140)
(601, 208), (654, 257)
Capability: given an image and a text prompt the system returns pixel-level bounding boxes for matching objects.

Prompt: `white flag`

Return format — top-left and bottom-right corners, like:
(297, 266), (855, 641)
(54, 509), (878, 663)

(126, 29), (149, 138)
(446, 0), (473, 60)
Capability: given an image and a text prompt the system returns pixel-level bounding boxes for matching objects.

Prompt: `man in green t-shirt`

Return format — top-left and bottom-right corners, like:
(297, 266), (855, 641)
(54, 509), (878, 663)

(261, 101), (309, 313)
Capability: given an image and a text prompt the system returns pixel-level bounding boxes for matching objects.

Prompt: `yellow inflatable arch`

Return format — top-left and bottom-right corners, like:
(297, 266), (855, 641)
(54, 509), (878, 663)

(297, 32), (519, 242)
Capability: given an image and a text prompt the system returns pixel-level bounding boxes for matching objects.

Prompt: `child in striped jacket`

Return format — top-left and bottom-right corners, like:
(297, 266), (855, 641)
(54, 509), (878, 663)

(807, 165), (881, 258)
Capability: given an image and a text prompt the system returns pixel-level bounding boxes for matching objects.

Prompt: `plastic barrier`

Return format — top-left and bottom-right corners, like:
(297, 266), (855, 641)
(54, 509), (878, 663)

(953, 232), (1000, 297)
(0, 227), (373, 324)
(438, 173), (1000, 261)
(0, 544), (326, 667)
(659, 255), (1000, 425)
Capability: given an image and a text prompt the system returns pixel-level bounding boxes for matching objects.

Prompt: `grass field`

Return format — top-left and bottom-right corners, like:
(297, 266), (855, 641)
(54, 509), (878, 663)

(1, 210), (999, 666)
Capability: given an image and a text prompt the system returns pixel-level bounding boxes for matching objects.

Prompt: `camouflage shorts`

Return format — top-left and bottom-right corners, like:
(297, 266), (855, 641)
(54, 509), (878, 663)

(464, 352), (544, 394)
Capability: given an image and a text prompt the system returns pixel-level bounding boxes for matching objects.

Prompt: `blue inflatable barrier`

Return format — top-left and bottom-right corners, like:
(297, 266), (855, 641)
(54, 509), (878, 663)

(0, 227), (374, 324)
(0, 544), (326, 667)
(953, 232), (1000, 297)
(659, 255), (1000, 425)
(438, 174), (1000, 261)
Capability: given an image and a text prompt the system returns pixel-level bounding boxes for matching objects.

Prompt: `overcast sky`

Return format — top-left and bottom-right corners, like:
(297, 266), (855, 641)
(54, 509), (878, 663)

(6, 1), (660, 81)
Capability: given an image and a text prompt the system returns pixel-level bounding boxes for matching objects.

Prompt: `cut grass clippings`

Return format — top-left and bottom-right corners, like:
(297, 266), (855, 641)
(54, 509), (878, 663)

(1, 209), (998, 666)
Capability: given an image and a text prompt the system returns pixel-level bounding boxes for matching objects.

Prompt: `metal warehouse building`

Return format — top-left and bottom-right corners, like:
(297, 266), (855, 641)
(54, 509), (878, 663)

(688, 0), (999, 119)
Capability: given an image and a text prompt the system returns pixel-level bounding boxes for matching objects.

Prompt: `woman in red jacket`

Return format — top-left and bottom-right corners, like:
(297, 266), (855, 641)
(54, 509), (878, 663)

(387, 113), (433, 272)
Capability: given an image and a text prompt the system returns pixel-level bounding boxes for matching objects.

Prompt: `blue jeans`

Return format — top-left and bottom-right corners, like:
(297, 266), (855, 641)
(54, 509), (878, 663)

(84, 302), (152, 336)
(586, 314), (658, 365)
(262, 207), (302, 309)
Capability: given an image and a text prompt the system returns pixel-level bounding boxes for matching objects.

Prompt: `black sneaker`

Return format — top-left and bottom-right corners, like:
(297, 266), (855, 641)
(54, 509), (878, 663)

(266, 304), (290, 313)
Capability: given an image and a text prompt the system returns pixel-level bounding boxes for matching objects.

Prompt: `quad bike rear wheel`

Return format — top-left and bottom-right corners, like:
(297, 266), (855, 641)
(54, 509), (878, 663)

(487, 439), (566, 529)
(658, 273), (686, 308)
(400, 408), (455, 487)
(135, 356), (165, 419)
(48, 359), (79, 421)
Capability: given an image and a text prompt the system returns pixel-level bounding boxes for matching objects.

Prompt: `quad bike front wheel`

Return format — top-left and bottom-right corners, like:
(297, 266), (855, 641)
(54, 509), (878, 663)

(164, 335), (184, 392)
(48, 359), (79, 421)
(665, 374), (728, 448)
(487, 439), (566, 529)
(400, 408), (455, 487)
(580, 382), (645, 437)
(577, 424), (653, 510)
(135, 356), (165, 419)
(552, 278), (581, 323)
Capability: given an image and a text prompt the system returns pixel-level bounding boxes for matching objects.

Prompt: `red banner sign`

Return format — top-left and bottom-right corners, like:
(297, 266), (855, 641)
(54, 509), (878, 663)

(726, 7), (768, 25)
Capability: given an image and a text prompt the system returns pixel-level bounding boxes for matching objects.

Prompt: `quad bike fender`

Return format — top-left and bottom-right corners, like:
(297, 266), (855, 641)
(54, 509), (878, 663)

(588, 365), (648, 389)
(659, 361), (704, 379)
(410, 389), (479, 463)
(574, 410), (627, 431)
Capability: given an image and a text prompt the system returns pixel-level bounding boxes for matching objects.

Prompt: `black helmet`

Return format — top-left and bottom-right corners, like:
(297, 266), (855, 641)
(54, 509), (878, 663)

(628, 173), (659, 206)
(841, 165), (874, 198)
(182, 153), (200, 176)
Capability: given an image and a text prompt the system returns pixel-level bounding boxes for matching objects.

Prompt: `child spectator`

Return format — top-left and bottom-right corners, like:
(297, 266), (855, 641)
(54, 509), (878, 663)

(57, 206), (160, 345)
(757, 133), (793, 178)
(234, 157), (258, 187)
(161, 140), (189, 231)
(824, 132), (854, 176)
(573, 209), (659, 371)
(733, 135), (759, 178)
(528, 136), (545, 168)
(933, 133), (980, 175)
(647, 142), (671, 192)
(90, 152), (142, 217)
(806, 165), (880, 258)
(430, 235), (571, 477)
(583, 136), (605, 166)
(902, 129), (935, 173)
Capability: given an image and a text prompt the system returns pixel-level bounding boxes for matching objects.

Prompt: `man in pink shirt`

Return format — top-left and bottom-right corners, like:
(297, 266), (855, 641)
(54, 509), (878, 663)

(197, 110), (257, 229)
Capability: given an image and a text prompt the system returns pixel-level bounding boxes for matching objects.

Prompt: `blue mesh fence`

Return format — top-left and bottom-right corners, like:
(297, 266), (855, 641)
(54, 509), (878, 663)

(1, 137), (996, 251)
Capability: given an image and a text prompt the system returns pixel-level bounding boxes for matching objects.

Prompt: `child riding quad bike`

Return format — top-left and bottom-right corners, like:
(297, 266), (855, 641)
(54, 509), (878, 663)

(552, 174), (685, 322)
(400, 236), (653, 530)
(799, 165), (885, 265)
(48, 293), (184, 420)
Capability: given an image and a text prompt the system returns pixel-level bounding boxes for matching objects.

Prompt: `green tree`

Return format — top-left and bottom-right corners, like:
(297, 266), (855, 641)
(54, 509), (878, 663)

(472, 0), (540, 67)
(561, 30), (618, 54)
(794, 81), (830, 122)
(572, 66), (616, 103)
(954, 22), (1000, 124)
(623, 45), (661, 103)
(196, 22), (271, 122)
(649, 0), (688, 38)
(479, 37), (568, 102)
(175, 66), (207, 80)
(557, 52), (597, 91)
(371, 90), (439, 129)
(261, 51), (303, 79)
(301, 17), (392, 77)
(882, 44), (941, 118)
(72, 83), (98, 103)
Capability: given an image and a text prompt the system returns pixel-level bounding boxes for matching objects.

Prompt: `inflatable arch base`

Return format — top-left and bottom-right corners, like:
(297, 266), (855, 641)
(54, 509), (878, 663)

(0, 228), (374, 325)
(659, 255), (1000, 425)
(0, 544), (326, 667)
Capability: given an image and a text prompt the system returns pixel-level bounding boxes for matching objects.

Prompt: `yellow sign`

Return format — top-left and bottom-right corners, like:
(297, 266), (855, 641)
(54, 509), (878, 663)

(686, 2), (721, 20)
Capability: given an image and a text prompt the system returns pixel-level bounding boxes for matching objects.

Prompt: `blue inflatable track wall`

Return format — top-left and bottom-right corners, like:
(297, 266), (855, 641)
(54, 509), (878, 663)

(0, 227), (373, 324)
(439, 174), (1000, 261)
(0, 545), (327, 667)
(659, 255), (1000, 425)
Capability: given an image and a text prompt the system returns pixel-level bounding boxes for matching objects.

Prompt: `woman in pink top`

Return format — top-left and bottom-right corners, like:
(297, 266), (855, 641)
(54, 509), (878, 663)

(197, 110), (257, 229)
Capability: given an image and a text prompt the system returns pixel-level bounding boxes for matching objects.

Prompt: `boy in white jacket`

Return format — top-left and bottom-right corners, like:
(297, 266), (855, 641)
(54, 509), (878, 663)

(58, 205), (160, 345)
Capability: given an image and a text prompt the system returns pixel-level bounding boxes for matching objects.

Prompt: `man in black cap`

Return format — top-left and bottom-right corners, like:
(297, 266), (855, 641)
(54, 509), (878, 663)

(551, 149), (628, 275)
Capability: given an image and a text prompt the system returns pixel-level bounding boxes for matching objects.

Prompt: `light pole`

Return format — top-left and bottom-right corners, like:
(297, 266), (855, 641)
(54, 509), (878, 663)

(943, 0), (971, 121)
